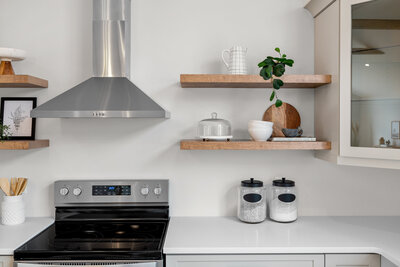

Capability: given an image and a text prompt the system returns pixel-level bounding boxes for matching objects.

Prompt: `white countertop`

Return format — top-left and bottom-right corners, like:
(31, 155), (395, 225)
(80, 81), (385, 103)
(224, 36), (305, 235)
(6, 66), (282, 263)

(0, 217), (54, 255)
(164, 216), (400, 265)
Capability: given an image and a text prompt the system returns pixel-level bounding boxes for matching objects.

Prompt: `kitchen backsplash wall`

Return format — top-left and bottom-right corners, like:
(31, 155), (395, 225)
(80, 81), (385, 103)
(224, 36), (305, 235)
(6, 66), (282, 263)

(1, 0), (400, 217)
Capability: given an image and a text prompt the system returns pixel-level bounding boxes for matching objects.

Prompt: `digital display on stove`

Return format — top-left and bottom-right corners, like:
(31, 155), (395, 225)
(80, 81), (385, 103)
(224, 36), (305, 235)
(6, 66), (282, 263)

(92, 185), (131, 196)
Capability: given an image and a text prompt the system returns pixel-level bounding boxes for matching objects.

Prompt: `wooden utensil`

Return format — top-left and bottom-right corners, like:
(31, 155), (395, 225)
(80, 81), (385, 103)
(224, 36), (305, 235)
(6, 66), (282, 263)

(263, 102), (301, 137)
(16, 177), (27, 196)
(11, 178), (17, 196)
(0, 178), (11, 196)
(17, 178), (27, 195)
(14, 178), (22, 196)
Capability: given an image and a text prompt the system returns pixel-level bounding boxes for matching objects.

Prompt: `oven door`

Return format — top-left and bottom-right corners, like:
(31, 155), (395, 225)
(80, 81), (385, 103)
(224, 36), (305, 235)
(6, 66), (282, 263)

(16, 262), (162, 267)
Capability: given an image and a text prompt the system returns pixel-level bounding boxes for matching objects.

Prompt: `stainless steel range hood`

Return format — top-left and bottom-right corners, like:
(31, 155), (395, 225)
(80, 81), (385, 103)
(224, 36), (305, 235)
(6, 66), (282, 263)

(31, 0), (170, 118)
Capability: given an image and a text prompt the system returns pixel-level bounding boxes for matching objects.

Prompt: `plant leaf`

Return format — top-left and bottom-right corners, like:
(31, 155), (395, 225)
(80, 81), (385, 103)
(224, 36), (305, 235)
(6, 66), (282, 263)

(275, 99), (283, 107)
(270, 90), (275, 101)
(273, 64), (285, 77)
(265, 58), (274, 65)
(275, 47), (280, 53)
(258, 61), (267, 67)
(282, 59), (294, 66)
(283, 54), (286, 58)
(266, 65), (273, 79)
(260, 68), (268, 80)
(273, 78), (284, 89)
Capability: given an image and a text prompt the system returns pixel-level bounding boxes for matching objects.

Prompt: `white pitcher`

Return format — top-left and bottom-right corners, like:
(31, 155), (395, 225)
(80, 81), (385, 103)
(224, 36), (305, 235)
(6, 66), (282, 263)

(222, 46), (248, 74)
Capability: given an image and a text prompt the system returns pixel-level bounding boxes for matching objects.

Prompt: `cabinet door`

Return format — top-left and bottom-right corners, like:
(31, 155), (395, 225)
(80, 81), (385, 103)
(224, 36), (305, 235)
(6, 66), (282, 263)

(166, 254), (324, 267)
(0, 256), (13, 267)
(340, 0), (400, 161)
(326, 254), (380, 267)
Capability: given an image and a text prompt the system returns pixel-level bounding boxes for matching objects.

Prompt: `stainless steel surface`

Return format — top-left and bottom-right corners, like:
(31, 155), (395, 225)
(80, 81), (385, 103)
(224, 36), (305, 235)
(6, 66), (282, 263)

(31, 78), (170, 118)
(17, 261), (162, 267)
(54, 179), (169, 206)
(93, 0), (130, 77)
(31, 0), (169, 118)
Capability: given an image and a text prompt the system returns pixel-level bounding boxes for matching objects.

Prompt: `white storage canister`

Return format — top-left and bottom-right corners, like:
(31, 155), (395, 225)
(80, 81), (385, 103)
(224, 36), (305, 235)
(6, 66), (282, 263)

(237, 178), (266, 223)
(1, 195), (25, 225)
(269, 177), (297, 223)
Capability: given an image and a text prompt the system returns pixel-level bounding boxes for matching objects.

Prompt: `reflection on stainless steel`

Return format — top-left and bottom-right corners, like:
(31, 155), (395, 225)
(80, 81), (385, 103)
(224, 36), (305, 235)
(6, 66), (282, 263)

(93, 0), (129, 78)
(31, 0), (169, 119)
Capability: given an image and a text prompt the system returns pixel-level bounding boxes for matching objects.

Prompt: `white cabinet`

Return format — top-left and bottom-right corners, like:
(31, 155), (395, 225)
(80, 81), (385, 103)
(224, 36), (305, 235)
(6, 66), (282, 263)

(166, 254), (324, 267)
(0, 256), (13, 267)
(166, 254), (383, 267)
(306, 0), (400, 169)
(326, 254), (381, 267)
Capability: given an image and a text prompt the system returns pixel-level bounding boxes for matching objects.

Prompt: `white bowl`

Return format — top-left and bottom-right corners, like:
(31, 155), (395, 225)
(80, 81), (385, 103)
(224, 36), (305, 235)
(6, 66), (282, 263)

(248, 124), (272, 130)
(249, 120), (273, 125)
(248, 120), (274, 128)
(248, 127), (273, 141)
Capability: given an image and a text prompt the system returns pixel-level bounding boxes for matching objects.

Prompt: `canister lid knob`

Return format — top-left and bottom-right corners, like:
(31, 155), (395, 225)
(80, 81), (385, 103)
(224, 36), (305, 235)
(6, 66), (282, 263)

(241, 178), (263, 187)
(272, 177), (295, 187)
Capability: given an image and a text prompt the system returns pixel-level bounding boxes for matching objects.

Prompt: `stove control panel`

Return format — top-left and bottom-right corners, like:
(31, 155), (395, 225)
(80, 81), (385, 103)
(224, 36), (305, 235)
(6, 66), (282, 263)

(92, 185), (131, 196)
(54, 179), (168, 206)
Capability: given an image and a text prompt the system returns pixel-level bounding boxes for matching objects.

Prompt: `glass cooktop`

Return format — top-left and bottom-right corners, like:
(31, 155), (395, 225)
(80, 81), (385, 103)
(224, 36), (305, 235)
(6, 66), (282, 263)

(14, 220), (168, 261)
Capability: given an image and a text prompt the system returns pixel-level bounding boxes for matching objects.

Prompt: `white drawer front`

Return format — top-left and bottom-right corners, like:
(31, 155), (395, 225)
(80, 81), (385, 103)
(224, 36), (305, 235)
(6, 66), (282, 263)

(326, 254), (381, 267)
(167, 254), (324, 267)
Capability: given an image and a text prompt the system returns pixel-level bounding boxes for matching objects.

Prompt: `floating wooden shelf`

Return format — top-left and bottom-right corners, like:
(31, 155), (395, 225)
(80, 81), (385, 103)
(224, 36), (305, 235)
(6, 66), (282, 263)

(0, 140), (50, 150)
(180, 139), (331, 150)
(0, 75), (48, 88)
(180, 74), (331, 88)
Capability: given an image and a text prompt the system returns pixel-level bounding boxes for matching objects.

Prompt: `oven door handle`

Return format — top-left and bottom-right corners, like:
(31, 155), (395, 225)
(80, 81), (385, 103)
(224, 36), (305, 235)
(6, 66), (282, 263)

(17, 262), (159, 267)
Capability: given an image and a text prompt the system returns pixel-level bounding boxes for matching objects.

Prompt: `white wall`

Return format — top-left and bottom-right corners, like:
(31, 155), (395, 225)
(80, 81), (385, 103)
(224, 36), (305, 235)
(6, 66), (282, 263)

(1, 0), (400, 217)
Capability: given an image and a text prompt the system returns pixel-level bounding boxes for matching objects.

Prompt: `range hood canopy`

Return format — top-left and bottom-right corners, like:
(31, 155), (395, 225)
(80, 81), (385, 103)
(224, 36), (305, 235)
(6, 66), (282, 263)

(31, 0), (170, 118)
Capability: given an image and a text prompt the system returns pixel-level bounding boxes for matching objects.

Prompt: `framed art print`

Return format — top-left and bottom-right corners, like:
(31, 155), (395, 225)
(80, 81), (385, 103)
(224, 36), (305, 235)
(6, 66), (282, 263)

(0, 97), (37, 140)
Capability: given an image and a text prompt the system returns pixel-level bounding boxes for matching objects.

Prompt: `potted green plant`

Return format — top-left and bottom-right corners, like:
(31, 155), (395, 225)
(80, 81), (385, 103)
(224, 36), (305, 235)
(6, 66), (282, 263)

(0, 123), (11, 142)
(258, 48), (294, 107)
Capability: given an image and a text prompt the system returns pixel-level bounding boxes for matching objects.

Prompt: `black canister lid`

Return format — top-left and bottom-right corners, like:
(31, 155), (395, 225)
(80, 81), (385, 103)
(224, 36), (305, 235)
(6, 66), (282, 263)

(272, 177), (295, 187)
(241, 178), (263, 187)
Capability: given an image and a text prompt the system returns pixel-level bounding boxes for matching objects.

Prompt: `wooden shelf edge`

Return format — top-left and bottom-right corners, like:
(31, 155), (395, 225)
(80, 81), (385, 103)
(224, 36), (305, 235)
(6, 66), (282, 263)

(0, 75), (48, 88)
(0, 140), (50, 150)
(180, 139), (331, 150)
(180, 74), (331, 88)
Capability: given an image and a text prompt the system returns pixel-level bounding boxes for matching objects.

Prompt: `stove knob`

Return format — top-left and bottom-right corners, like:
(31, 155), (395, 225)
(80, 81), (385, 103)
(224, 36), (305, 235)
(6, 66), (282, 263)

(140, 187), (149, 196)
(59, 187), (69, 196)
(154, 186), (162, 195)
(73, 187), (82, 196)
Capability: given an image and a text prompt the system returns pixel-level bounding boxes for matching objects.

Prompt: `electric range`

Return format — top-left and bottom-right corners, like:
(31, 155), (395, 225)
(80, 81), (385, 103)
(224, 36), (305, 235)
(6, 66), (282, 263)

(14, 180), (169, 267)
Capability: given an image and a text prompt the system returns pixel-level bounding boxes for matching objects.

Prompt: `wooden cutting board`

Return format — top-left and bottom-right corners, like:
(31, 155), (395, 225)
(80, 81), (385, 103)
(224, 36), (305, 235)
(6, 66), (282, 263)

(262, 102), (301, 137)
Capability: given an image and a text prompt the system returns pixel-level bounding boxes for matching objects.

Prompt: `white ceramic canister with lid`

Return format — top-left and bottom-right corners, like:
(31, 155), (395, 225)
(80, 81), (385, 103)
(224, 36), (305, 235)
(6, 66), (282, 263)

(1, 195), (25, 225)
(268, 177), (297, 223)
(237, 178), (266, 223)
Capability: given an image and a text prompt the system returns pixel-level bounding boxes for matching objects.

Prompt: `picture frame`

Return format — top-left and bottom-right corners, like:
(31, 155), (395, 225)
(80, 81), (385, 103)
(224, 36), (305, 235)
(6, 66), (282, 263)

(0, 97), (37, 140)
(391, 121), (400, 139)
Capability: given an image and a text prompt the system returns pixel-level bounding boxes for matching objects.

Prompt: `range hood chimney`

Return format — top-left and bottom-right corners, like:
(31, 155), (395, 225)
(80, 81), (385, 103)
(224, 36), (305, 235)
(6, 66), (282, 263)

(31, 0), (170, 118)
